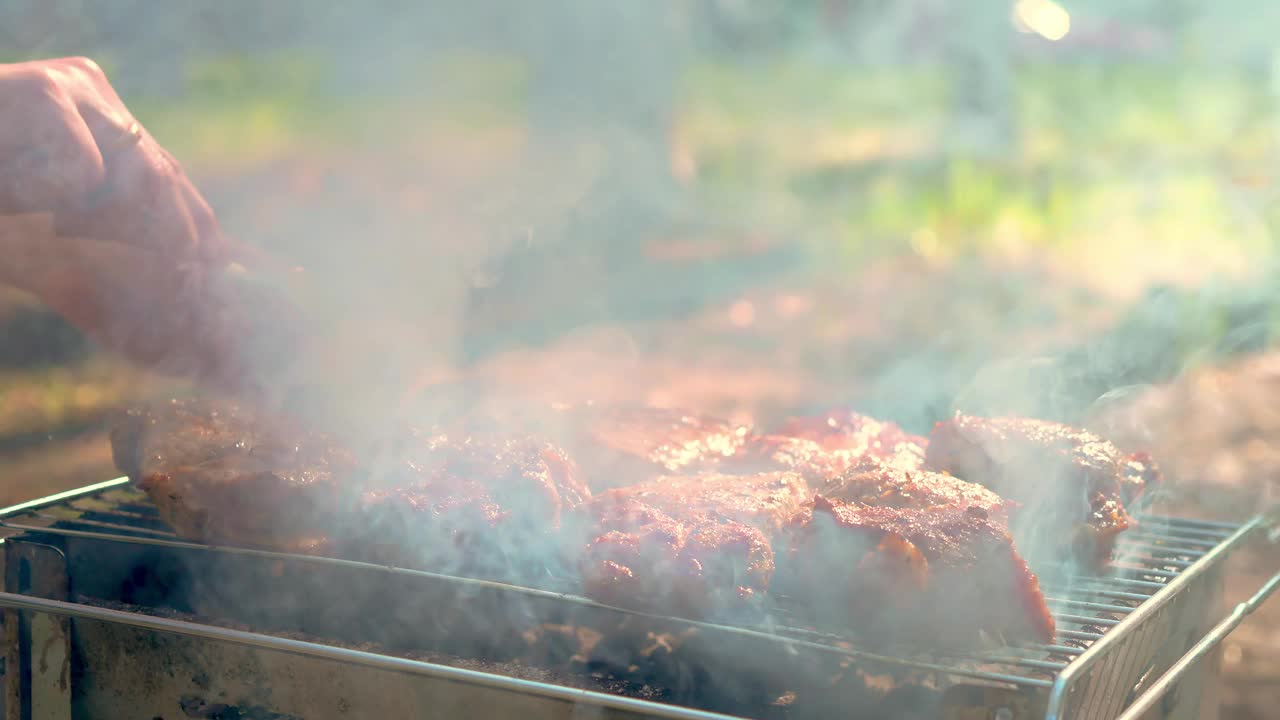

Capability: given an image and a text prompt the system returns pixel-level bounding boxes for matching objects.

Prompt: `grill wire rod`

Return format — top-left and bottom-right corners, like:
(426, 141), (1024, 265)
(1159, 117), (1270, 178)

(1116, 555), (1280, 719)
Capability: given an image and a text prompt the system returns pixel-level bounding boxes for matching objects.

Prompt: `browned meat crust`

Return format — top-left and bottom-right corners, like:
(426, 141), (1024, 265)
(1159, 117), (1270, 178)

(924, 415), (1135, 568)
(596, 471), (810, 536)
(110, 398), (359, 555)
(819, 459), (1015, 527)
(581, 498), (773, 619)
(112, 400), (591, 581)
(569, 407), (927, 491)
(1121, 451), (1163, 506)
(722, 411), (929, 482)
(566, 407), (750, 490)
(580, 472), (807, 618)
(786, 497), (1055, 648)
(774, 410), (928, 470)
(724, 435), (853, 483)
(354, 430), (591, 579)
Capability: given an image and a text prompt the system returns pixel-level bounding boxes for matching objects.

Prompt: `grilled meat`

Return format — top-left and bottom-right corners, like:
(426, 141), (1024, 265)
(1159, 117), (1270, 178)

(820, 459), (1015, 527)
(581, 472), (806, 618)
(775, 410), (928, 470)
(111, 399), (591, 580)
(596, 471), (810, 536)
(924, 415), (1136, 568)
(569, 406), (928, 490)
(724, 434), (855, 484)
(581, 498), (773, 619)
(786, 496), (1055, 648)
(567, 407), (750, 490)
(718, 410), (929, 482)
(110, 398), (359, 554)
(1121, 451), (1162, 506)
(355, 430), (591, 580)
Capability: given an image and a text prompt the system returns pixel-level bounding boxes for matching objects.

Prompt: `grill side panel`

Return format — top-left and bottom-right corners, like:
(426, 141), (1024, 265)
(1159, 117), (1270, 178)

(1048, 517), (1239, 720)
(71, 618), (643, 720)
(1055, 562), (1224, 719)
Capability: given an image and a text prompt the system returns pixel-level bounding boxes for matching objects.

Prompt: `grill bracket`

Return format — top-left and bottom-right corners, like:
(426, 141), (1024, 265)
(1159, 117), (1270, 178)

(3, 541), (71, 720)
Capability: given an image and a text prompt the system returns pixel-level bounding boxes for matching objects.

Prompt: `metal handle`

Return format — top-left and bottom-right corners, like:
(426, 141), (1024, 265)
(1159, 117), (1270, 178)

(1116, 555), (1280, 719)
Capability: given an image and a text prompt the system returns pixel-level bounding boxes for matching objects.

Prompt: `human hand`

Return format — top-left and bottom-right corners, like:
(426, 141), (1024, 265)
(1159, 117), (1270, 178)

(0, 57), (307, 392)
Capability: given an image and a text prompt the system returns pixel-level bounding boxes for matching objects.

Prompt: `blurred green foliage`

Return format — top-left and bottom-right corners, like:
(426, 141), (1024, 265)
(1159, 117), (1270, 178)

(37, 47), (1278, 278)
(129, 52), (528, 169)
(682, 58), (1276, 270)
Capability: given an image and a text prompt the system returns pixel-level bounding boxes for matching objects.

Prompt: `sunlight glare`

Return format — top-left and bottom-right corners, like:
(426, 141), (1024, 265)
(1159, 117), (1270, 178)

(1013, 0), (1072, 42)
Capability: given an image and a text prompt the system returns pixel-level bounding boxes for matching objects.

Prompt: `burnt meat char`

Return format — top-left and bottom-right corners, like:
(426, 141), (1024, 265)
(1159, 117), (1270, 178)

(567, 407), (750, 490)
(110, 398), (359, 555)
(355, 430), (591, 581)
(581, 472), (807, 618)
(786, 497), (1055, 648)
(924, 415), (1135, 568)
(775, 410), (929, 470)
(819, 459), (1015, 527)
(581, 498), (773, 619)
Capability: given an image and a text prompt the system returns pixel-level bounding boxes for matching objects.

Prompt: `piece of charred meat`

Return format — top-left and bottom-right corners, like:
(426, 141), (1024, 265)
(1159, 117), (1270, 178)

(354, 430), (591, 582)
(581, 498), (774, 619)
(110, 398), (359, 555)
(581, 472), (807, 618)
(786, 497), (1055, 648)
(819, 459), (1015, 527)
(566, 406), (751, 490)
(924, 415), (1141, 569)
(775, 410), (929, 470)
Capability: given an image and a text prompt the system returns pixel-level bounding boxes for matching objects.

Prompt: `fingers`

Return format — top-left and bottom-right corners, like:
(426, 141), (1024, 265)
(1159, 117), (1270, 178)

(0, 57), (295, 391)
(55, 111), (213, 260)
(0, 56), (225, 262)
(30, 56), (221, 262)
(0, 64), (105, 215)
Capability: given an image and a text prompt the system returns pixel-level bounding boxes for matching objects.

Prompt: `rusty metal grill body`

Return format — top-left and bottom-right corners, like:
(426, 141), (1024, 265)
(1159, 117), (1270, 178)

(0, 478), (1272, 720)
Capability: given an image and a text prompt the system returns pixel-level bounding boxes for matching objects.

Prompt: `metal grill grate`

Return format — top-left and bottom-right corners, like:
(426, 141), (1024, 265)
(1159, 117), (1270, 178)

(0, 477), (1265, 720)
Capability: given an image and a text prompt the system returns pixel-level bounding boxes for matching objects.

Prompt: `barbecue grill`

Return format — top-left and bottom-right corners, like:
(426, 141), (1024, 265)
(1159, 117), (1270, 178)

(0, 477), (1275, 720)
